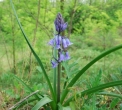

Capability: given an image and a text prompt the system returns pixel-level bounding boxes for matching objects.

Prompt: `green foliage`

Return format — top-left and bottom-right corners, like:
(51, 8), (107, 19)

(87, 69), (102, 88)
(110, 98), (120, 109)
(1, 0), (122, 110)
(32, 97), (52, 110)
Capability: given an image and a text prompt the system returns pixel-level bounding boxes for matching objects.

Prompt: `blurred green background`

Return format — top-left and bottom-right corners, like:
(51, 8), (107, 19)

(0, 0), (122, 109)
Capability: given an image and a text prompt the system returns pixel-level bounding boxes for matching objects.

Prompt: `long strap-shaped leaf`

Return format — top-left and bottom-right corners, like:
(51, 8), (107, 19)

(64, 80), (122, 106)
(32, 97), (52, 110)
(9, 0), (56, 104)
(11, 74), (40, 100)
(97, 92), (122, 99)
(61, 45), (122, 103)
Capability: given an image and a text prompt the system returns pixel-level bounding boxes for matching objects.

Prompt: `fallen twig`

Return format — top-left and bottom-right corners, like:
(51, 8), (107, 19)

(9, 90), (40, 110)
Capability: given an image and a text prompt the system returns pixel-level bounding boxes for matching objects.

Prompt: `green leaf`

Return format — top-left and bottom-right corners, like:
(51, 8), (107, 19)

(98, 92), (122, 99)
(36, 66), (42, 73)
(87, 69), (102, 89)
(120, 103), (122, 110)
(62, 60), (80, 89)
(32, 97), (52, 110)
(58, 103), (71, 110)
(110, 74), (121, 93)
(9, 0), (56, 108)
(11, 74), (40, 100)
(110, 98), (120, 109)
(64, 80), (122, 106)
(61, 44), (122, 103)
(69, 101), (76, 110)
(62, 60), (79, 78)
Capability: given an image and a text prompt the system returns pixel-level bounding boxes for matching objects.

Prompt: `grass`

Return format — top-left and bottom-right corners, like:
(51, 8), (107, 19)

(0, 33), (122, 109)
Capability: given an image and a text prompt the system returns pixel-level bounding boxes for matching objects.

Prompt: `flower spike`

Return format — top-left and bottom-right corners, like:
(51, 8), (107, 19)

(49, 13), (72, 68)
(54, 13), (67, 34)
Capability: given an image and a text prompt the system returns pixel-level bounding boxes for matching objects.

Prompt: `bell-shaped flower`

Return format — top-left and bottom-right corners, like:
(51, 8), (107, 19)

(58, 51), (65, 62)
(48, 39), (54, 46)
(61, 23), (68, 32)
(51, 60), (58, 68)
(62, 38), (67, 49)
(65, 38), (73, 46)
(55, 35), (62, 49)
(64, 51), (70, 61)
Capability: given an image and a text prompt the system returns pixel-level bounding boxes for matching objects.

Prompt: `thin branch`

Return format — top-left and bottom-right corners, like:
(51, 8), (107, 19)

(0, 20), (12, 70)
(68, 0), (77, 38)
(9, 90), (40, 110)
(1, 35), (12, 70)
(22, 1), (53, 38)
(9, 3), (17, 74)
(28, 0), (41, 75)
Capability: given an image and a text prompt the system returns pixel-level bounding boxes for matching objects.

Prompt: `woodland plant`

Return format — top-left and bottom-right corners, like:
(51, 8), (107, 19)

(9, 0), (122, 110)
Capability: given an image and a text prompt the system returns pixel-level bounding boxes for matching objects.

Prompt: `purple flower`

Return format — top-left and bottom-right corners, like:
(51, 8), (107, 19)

(55, 35), (62, 49)
(54, 13), (67, 33)
(62, 38), (68, 49)
(64, 51), (70, 60)
(48, 39), (54, 46)
(51, 60), (58, 68)
(49, 13), (72, 68)
(62, 23), (67, 31)
(58, 51), (65, 62)
(65, 38), (73, 46)
(48, 35), (62, 49)
(58, 51), (70, 62)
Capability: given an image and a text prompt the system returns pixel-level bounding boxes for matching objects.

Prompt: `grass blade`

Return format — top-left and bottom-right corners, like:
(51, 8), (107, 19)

(31, 97), (52, 110)
(110, 98), (120, 109)
(11, 74), (40, 100)
(9, 0), (56, 104)
(61, 45), (122, 103)
(64, 80), (122, 106)
(98, 92), (122, 99)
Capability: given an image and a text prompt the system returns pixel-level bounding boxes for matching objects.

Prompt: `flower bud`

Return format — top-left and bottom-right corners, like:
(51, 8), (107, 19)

(54, 13), (67, 34)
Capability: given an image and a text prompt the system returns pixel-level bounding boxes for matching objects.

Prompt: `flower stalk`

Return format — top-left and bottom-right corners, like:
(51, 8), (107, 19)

(48, 13), (73, 108)
(57, 50), (61, 103)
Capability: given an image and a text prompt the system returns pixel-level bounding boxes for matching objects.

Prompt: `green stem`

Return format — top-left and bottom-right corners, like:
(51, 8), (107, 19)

(54, 66), (57, 95)
(61, 44), (122, 104)
(57, 50), (61, 107)
(53, 48), (57, 96)
(57, 63), (61, 103)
